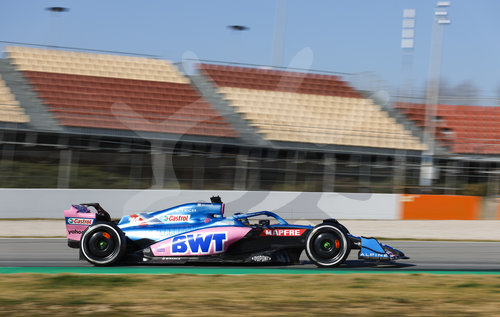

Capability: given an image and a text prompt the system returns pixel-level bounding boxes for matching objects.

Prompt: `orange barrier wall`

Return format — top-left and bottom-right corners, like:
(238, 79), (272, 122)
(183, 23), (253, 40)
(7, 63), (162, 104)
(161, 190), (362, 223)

(497, 198), (500, 220)
(400, 195), (481, 220)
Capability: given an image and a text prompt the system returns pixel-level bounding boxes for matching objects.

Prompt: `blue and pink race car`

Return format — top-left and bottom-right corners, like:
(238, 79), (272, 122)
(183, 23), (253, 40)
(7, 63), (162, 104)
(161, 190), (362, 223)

(64, 196), (408, 267)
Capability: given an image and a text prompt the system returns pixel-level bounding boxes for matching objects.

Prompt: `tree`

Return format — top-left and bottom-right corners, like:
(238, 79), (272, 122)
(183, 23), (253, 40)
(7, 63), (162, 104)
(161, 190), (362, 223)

(452, 80), (478, 98)
(422, 79), (480, 105)
(496, 84), (500, 105)
(420, 78), (451, 104)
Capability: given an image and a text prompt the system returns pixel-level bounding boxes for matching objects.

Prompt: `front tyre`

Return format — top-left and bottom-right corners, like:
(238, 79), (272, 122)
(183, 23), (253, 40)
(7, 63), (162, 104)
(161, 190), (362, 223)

(80, 222), (126, 266)
(305, 224), (351, 267)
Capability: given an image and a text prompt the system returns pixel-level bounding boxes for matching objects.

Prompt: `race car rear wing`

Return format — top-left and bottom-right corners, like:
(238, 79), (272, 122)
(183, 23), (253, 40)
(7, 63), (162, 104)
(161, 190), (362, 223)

(63, 203), (112, 248)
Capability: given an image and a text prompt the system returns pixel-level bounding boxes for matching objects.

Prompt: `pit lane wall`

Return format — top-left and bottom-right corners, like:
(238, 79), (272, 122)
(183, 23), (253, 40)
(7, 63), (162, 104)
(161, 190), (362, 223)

(0, 189), (496, 220)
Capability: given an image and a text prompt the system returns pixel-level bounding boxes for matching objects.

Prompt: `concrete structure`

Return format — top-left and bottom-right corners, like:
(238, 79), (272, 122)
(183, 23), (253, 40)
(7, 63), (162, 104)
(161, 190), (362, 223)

(0, 189), (495, 220)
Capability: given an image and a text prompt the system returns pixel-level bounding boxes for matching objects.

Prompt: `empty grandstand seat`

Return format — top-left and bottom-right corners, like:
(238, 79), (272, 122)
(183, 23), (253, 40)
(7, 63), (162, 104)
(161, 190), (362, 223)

(5, 46), (238, 138)
(0, 75), (29, 123)
(201, 64), (424, 150)
(394, 102), (500, 154)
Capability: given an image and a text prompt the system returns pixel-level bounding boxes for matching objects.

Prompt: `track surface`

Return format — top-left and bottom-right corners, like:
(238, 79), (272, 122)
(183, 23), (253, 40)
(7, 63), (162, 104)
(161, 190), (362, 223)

(1, 238), (499, 271)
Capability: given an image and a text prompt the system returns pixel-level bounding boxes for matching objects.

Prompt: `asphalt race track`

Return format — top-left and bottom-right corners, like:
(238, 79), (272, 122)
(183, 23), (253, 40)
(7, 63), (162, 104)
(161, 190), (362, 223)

(1, 238), (500, 271)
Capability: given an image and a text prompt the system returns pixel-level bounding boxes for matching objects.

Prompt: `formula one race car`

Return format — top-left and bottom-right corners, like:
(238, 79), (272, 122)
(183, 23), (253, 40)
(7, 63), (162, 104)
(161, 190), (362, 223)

(64, 196), (408, 267)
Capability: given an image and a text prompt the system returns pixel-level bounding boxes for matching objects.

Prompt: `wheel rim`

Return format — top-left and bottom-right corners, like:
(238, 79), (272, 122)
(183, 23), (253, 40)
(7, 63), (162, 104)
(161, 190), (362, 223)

(81, 224), (124, 265)
(87, 230), (116, 258)
(306, 225), (349, 267)
(312, 232), (342, 260)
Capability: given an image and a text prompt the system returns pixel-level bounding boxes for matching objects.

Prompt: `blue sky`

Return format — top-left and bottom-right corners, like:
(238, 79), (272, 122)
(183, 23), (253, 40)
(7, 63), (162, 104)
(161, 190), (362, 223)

(1, 1), (499, 99)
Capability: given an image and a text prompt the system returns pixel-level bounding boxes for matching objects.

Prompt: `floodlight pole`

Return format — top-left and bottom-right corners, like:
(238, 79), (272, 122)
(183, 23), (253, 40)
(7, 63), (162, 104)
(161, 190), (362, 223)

(272, 0), (287, 68)
(400, 9), (416, 103)
(420, 1), (451, 187)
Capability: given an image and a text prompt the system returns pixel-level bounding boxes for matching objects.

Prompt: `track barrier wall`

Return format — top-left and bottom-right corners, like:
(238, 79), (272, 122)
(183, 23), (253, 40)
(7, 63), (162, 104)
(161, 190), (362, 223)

(497, 198), (500, 220)
(400, 194), (481, 220)
(0, 189), (495, 220)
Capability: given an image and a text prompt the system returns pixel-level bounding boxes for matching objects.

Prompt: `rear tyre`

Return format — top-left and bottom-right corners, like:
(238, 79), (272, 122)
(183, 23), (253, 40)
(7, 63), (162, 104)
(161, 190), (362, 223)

(80, 222), (126, 266)
(305, 223), (351, 267)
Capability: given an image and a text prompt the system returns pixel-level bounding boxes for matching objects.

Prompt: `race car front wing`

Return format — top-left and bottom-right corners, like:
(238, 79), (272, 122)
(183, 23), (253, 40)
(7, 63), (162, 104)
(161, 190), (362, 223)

(350, 235), (409, 262)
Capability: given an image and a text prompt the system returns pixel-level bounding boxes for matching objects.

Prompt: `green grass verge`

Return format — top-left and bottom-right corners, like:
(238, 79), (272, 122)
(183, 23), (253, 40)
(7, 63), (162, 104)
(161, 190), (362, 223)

(1, 274), (500, 316)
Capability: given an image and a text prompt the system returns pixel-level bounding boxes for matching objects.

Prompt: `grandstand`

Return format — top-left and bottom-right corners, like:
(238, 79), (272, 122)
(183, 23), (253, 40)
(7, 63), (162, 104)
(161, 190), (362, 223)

(395, 102), (500, 155)
(198, 64), (424, 150)
(0, 75), (29, 124)
(4, 46), (238, 138)
(0, 45), (497, 195)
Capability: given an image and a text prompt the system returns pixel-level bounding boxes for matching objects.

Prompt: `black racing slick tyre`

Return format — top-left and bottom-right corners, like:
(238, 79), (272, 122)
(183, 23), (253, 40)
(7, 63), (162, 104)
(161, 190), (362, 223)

(305, 223), (351, 268)
(80, 222), (126, 266)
